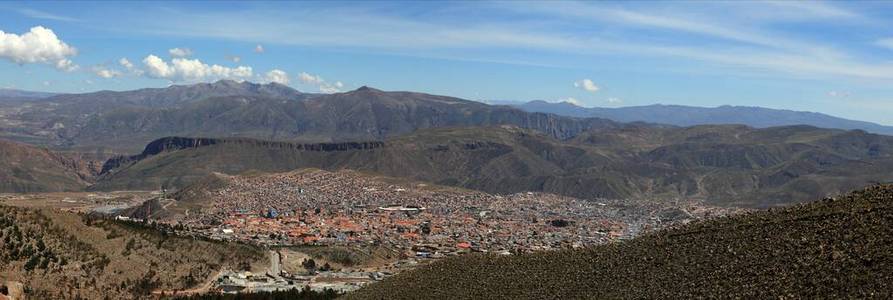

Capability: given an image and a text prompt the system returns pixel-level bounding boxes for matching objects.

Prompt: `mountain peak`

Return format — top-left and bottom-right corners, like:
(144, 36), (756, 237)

(350, 85), (385, 94)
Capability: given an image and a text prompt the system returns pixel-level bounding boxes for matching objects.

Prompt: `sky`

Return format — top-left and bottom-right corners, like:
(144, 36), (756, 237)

(1, 1), (893, 125)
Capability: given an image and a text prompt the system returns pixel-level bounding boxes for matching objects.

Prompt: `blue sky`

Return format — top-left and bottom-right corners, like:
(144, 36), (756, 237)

(1, 1), (893, 125)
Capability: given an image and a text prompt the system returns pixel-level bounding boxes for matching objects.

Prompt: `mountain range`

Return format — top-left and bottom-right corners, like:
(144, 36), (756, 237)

(508, 100), (893, 135)
(2, 80), (893, 207)
(0, 81), (615, 154)
(89, 124), (893, 208)
(0, 88), (58, 99)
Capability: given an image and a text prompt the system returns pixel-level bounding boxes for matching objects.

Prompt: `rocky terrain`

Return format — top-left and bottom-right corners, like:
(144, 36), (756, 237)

(0, 206), (265, 299)
(347, 184), (893, 299)
(0, 80), (616, 154)
(0, 139), (101, 193)
(93, 124), (893, 207)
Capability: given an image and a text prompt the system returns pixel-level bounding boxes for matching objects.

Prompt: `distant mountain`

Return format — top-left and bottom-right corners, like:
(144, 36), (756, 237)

(91, 125), (893, 207)
(512, 101), (893, 135)
(0, 139), (100, 192)
(348, 184), (893, 299)
(0, 81), (617, 153)
(0, 88), (58, 99)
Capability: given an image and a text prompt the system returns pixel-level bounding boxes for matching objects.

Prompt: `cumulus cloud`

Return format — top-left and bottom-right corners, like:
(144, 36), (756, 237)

(298, 72), (324, 85)
(141, 54), (253, 82)
(0, 26), (78, 71)
(55, 59), (78, 72)
(93, 66), (122, 78)
(574, 79), (599, 93)
(168, 47), (193, 58)
(254, 44), (265, 53)
(118, 57), (144, 76)
(298, 71), (343, 93)
(264, 69), (290, 85)
(118, 58), (133, 69)
(607, 97), (623, 104)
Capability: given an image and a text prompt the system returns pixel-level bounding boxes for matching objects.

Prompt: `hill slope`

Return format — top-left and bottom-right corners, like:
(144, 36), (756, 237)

(347, 184), (893, 299)
(0, 81), (617, 153)
(514, 101), (893, 135)
(0, 139), (100, 193)
(0, 206), (265, 299)
(92, 125), (893, 207)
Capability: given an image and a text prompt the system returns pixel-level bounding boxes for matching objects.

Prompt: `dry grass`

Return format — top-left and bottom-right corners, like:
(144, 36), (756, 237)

(349, 185), (893, 299)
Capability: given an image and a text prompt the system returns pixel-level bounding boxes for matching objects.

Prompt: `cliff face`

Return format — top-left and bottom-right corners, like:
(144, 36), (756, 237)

(91, 125), (893, 208)
(99, 137), (386, 175)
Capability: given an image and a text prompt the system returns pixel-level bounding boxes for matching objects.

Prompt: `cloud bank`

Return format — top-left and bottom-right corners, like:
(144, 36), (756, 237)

(0, 26), (78, 71)
(142, 54), (252, 82)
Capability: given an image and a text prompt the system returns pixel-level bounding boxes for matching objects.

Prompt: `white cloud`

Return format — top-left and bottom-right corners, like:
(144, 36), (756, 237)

(298, 72), (324, 85)
(607, 97), (623, 104)
(254, 44), (264, 53)
(141, 54), (253, 82)
(55, 59), (78, 72)
(93, 67), (122, 78)
(168, 47), (193, 58)
(574, 79), (599, 93)
(227, 55), (241, 63)
(559, 97), (582, 106)
(298, 71), (343, 93)
(319, 85), (341, 94)
(875, 38), (893, 50)
(118, 57), (144, 76)
(118, 58), (134, 69)
(0, 26), (78, 71)
(264, 69), (289, 85)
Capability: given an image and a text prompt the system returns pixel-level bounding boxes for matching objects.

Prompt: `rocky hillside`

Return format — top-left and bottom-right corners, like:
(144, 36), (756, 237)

(347, 184), (893, 299)
(0, 206), (265, 299)
(0, 81), (616, 153)
(92, 125), (893, 207)
(0, 139), (101, 193)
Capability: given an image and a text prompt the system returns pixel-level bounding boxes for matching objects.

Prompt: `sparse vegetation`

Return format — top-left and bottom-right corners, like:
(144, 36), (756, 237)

(0, 205), (266, 299)
(168, 286), (340, 300)
(348, 185), (893, 299)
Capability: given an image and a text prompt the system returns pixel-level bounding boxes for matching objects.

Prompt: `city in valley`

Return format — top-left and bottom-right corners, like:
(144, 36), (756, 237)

(2, 169), (743, 294)
(2, 1), (891, 299)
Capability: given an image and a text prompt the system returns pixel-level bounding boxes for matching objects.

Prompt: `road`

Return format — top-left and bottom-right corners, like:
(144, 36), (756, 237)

(269, 250), (281, 277)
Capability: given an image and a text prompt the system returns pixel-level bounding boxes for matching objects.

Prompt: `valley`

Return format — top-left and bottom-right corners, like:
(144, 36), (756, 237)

(1, 82), (891, 299)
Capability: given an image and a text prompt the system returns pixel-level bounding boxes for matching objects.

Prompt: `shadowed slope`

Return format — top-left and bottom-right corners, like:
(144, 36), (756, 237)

(0, 139), (100, 192)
